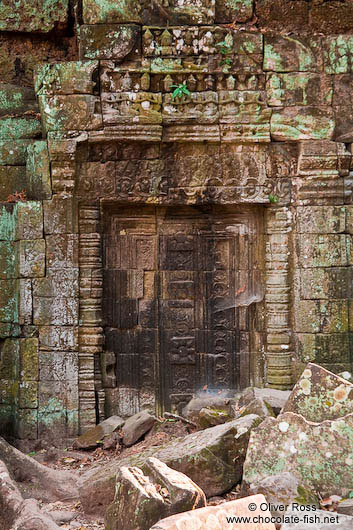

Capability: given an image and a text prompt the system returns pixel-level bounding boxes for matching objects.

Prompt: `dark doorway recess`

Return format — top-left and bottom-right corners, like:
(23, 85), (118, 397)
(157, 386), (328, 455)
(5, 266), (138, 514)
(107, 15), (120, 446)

(103, 204), (264, 414)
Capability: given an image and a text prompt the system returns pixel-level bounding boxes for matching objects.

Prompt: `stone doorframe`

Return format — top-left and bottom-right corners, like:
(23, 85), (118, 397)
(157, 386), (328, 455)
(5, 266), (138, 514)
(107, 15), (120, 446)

(50, 132), (293, 433)
(41, 70), (351, 434)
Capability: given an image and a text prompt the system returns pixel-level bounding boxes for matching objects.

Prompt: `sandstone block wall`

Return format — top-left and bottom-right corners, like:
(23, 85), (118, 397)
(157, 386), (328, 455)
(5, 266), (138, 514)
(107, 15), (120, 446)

(0, 0), (353, 445)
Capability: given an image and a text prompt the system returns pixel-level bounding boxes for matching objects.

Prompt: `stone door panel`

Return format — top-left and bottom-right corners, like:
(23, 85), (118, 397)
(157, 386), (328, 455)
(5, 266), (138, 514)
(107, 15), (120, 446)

(103, 205), (262, 413)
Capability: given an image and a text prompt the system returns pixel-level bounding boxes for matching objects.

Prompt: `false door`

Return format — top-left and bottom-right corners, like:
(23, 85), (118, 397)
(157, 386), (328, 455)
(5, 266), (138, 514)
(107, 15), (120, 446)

(103, 205), (262, 414)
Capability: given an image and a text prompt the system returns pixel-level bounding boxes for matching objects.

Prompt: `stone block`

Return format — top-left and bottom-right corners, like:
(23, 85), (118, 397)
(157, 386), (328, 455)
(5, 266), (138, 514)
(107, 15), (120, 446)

(14, 409), (38, 440)
(162, 92), (217, 125)
(266, 73), (332, 107)
(105, 457), (206, 530)
(297, 333), (350, 364)
(0, 84), (38, 117)
(271, 107), (335, 141)
(324, 35), (353, 74)
(294, 175), (344, 206)
(33, 296), (78, 326)
(39, 380), (78, 413)
(19, 279), (32, 326)
(38, 410), (67, 440)
(296, 206), (346, 234)
(15, 201), (43, 240)
(297, 141), (349, 176)
(295, 300), (349, 334)
(282, 363), (353, 422)
(0, 381), (19, 406)
(79, 24), (140, 61)
(33, 269), (78, 299)
(0, 140), (32, 166)
(310, 0), (353, 33)
(18, 240), (45, 278)
(149, 495), (275, 530)
(334, 106), (353, 141)
(20, 338), (38, 381)
(0, 0), (68, 33)
(102, 92), (162, 126)
(82, 0), (142, 24)
(0, 117), (42, 140)
(0, 339), (20, 380)
(74, 415), (124, 450)
(38, 95), (103, 134)
(0, 243), (18, 279)
(0, 167), (27, 202)
(39, 351), (78, 381)
(19, 381), (38, 409)
(299, 267), (353, 300)
(297, 234), (350, 267)
(0, 204), (17, 241)
(264, 35), (321, 72)
(43, 197), (77, 235)
(216, 0), (253, 23)
(35, 61), (99, 96)
(39, 326), (78, 351)
(26, 141), (51, 200)
(121, 410), (156, 446)
(46, 234), (79, 269)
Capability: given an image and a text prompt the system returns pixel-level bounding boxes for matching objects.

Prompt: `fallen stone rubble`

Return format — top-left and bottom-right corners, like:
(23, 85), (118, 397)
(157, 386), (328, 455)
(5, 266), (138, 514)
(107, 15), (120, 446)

(1, 362), (353, 529)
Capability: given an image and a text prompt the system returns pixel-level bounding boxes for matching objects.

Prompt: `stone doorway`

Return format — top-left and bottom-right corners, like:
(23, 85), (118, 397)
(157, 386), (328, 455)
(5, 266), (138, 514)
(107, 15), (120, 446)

(102, 204), (264, 415)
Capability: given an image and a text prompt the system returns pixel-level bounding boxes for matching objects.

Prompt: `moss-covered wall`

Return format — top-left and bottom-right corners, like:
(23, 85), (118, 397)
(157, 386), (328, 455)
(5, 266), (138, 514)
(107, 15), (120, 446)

(1, 0), (353, 446)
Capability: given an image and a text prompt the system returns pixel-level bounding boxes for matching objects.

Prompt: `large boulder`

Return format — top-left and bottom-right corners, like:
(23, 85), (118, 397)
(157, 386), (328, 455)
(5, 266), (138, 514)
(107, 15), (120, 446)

(234, 387), (290, 416)
(243, 411), (353, 499)
(80, 414), (261, 515)
(121, 410), (156, 446)
(105, 457), (206, 530)
(182, 395), (232, 421)
(149, 494), (276, 530)
(282, 363), (353, 422)
(73, 415), (124, 450)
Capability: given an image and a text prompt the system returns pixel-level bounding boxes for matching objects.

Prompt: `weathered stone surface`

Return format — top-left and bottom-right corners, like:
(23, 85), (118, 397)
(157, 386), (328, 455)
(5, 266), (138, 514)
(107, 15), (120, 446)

(105, 457), (206, 530)
(182, 395), (232, 420)
(324, 35), (353, 74)
(0, 0), (68, 33)
(264, 36), (321, 72)
(216, 0), (253, 23)
(0, 140), (32, 166)
(243, 411), (353, 498)
(239, 397), (275, 420)
(266, 73), (332, 107)
(121, 410), (156, 446)
(83, 0), (142, 24)
(18, 239), (45, 278)
(199, 406), (232, 428)
(0, 84), (38, 116)
(247, 472), (301, 517)
(35, 61), (99, 96)
(257, 0), (309, 33)
(282, 507), (353, 530)
(282, 363), (353, 422)
(26, 141), (52, 199)
(39, 95), (103, 133)
(79, 24), (140, 61)
(150, 494), (276, 530)
(0, 167), (27, 201)
(0, 117), (41, 139)
(297, 234), (351, 267)
(271, 107), (335, 141)
(79, 415), (261, 514)
(73, 415), (124, 450)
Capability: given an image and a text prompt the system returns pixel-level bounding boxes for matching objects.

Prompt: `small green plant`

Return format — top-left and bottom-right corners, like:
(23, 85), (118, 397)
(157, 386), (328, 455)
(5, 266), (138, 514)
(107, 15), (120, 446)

(349, 491), (353, 499)
(268, 193), (279, 204)
(171, 82), (190, 100)
(216, 39), (233, 66)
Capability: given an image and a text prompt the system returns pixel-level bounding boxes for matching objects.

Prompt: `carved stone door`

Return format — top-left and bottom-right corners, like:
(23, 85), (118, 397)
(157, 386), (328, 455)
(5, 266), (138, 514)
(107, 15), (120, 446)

(103, 205), (262, 414)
